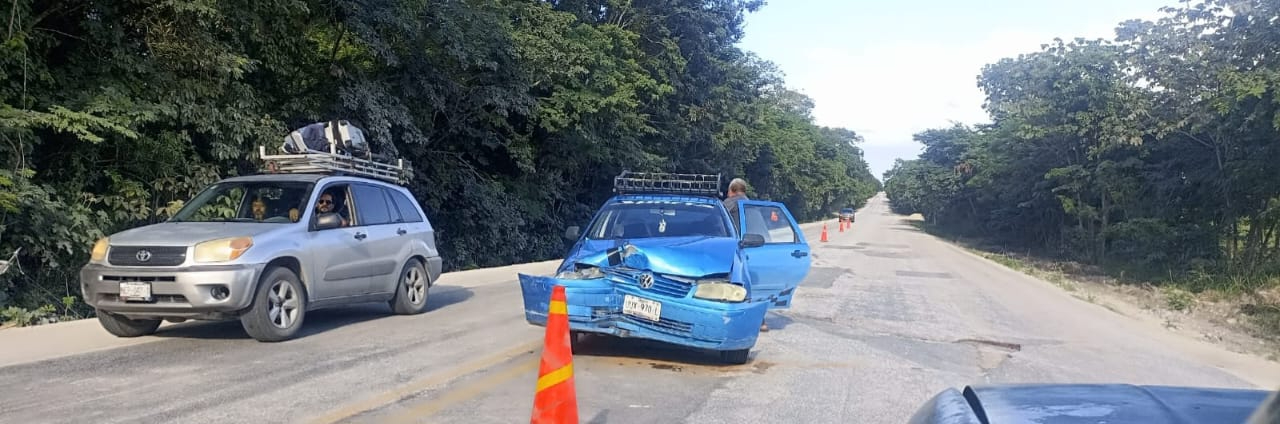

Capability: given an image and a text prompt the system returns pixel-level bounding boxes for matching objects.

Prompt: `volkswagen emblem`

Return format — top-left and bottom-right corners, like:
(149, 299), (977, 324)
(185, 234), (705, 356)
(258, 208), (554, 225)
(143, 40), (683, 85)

(135, 250), (153, 262)
(637, 272), (655, 289)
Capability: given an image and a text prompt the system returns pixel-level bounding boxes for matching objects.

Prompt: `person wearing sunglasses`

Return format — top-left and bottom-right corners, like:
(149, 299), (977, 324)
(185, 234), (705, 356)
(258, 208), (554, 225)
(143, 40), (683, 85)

(315, 192), (350, 227)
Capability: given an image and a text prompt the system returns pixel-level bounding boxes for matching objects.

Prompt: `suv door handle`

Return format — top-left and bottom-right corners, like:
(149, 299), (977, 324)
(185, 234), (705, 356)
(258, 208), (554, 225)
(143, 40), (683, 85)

(354, 232), (367, 240)
(397, 228), (407, 235)
(791, 250), (808, 258)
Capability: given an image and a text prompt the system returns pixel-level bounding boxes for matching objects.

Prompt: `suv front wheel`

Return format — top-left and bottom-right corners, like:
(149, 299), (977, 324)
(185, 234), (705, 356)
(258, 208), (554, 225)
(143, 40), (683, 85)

(240, 266), (307, 342)
(97, 311), (162, 337)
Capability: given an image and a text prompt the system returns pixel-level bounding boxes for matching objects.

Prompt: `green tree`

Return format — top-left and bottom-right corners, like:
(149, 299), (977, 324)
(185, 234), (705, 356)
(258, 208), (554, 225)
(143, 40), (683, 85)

(0, 0), (879, 315)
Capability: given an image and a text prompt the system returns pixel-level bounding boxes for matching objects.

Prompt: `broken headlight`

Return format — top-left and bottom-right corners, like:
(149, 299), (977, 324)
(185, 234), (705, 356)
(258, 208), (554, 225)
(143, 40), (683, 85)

(555, 266), (605, 280)
(692, 280), (747, 302)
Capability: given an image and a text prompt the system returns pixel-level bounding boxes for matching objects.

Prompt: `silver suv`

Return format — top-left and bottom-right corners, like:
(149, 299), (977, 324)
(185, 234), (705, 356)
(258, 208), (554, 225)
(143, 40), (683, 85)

(79, 173), (443, 342)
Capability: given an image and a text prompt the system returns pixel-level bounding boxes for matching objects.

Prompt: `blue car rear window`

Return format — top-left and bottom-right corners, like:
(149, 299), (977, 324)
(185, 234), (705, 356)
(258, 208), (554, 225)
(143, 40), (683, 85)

(586, 201), (730, 239)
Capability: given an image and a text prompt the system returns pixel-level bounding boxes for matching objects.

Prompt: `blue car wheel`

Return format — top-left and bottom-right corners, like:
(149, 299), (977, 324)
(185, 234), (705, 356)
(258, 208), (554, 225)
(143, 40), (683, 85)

(720, 348), (750, 364)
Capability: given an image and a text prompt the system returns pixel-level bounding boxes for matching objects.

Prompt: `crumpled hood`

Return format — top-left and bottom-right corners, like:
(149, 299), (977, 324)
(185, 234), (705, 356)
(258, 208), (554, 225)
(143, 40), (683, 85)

(108, 222), (290, 246)
(569, 236), (738, 277)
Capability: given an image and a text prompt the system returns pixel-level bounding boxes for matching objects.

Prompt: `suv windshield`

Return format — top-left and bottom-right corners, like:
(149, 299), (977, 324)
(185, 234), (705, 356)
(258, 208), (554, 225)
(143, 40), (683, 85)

(171, 181), (314, 223)
(841, 208), (854, 214)
(586, 201), (730, 239)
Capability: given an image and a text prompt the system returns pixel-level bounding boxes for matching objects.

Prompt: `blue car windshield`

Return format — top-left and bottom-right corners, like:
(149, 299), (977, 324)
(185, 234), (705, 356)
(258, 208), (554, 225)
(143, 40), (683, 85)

(585, 201), (730, 239)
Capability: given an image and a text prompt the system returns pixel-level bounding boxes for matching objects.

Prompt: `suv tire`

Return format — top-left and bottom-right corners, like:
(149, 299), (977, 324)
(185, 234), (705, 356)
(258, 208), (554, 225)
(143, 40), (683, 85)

(240, 266), (307, 342)
(390, 259), (430, 315)
(97, 311), (161, 337)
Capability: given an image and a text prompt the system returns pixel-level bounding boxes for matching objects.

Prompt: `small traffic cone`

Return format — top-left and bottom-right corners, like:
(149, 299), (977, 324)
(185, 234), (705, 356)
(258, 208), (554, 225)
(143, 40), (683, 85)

(531, 285), (578, 424)
(839, 220), (845, 232)
(820, 223), (829, 242)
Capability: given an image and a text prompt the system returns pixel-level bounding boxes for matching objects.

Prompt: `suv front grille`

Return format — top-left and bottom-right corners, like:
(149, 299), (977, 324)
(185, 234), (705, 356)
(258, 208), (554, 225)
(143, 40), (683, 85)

(108, 246), (187, 267)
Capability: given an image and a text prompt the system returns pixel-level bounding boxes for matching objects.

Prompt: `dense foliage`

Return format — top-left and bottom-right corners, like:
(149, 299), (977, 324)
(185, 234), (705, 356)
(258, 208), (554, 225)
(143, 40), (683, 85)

(0, 0), (879, 315)
(885, 0), (1280, 288)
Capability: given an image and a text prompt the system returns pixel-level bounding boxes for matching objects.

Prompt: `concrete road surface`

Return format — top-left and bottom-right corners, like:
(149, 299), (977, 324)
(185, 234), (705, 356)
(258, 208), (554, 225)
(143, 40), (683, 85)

(2, 193), (1278, 424)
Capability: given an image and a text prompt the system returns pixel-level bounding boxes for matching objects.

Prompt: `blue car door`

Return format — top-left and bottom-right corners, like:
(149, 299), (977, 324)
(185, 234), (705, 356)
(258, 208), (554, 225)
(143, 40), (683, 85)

(737, 200), (811, 309)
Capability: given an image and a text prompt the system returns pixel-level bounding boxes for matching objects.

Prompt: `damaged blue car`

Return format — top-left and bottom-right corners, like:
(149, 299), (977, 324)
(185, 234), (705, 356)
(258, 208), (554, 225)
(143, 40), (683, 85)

(518, 172), (811, 364)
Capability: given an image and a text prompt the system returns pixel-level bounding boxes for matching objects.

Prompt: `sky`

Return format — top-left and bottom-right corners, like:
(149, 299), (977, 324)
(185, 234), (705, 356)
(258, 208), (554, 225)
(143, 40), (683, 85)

(736, 0), (1178, 181)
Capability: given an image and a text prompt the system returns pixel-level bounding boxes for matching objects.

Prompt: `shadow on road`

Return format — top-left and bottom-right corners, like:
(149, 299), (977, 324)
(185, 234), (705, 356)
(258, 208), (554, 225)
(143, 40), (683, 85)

(426, 285), (476, 312)
(888, 220), (925, 233)
(763, 312), (795, 331)
(150, 286), (475, 340)
(585, 409), (611, 424)
(571, 334), (742, 367)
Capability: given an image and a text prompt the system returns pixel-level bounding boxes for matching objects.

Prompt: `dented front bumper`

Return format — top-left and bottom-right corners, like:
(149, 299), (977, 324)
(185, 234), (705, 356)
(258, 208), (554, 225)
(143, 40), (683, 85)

(518, 274), (768, 352)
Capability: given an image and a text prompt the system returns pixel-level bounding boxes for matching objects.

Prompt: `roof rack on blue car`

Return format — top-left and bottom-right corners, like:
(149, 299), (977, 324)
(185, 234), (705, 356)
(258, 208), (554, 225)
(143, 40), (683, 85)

(613, 171), (721, 197)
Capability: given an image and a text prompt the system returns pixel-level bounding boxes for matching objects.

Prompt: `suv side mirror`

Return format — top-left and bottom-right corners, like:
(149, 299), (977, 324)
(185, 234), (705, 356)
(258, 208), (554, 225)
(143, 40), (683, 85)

(563, 226), (580, 241)
(315, 213), (342, 230)
(740, 233), (765, 248)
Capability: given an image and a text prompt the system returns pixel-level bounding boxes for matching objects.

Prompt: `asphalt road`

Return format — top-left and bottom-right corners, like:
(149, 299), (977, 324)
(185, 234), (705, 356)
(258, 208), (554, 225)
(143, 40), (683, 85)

(2, 193), (1278, 424)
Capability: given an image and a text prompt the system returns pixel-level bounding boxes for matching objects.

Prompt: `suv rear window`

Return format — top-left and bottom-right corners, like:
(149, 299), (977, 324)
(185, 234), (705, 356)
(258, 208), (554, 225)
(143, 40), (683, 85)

(387, 189), (424, 223)
(352, 184), (393, 225)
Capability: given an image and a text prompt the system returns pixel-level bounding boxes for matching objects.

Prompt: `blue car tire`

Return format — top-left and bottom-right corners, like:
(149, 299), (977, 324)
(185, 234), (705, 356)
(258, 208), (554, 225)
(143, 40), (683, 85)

(720, 348), (750, 364)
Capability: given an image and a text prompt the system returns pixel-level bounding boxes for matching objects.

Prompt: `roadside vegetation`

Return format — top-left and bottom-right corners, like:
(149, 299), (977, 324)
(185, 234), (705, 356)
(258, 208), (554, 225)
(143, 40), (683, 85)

(885, 0), (1280, 342)
(0, 1), (881, 325)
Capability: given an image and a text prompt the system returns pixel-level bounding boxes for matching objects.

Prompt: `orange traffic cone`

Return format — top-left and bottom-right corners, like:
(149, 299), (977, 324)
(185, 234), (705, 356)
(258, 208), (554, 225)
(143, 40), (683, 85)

(839, 220), (845, 232)
(531, 285), (578, 424)
(820, 223), (829, 242)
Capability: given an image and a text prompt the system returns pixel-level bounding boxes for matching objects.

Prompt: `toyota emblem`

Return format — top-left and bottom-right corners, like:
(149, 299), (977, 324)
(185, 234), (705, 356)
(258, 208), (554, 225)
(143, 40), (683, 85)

(637, 272), (655, 289)
(135, 250), (153, 262)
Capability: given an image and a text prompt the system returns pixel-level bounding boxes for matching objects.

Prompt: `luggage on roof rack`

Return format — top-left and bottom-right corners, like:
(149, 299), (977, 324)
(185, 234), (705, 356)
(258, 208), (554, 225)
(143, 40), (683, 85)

(613, 171), (721, 197)
(258, 120), (410, 184)
(282, 120), (371, 159)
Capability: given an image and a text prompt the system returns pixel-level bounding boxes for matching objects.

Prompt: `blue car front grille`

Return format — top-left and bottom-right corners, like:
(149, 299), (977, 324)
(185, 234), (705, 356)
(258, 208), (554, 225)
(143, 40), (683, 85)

(610, 272), (692, 297)
(590, 308), (695, 337)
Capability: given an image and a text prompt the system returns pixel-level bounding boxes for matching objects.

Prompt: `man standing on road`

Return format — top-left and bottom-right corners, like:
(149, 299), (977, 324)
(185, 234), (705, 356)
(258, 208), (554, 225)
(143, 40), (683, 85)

(722, 178), (769, 332)
(723, 178), (749, 230)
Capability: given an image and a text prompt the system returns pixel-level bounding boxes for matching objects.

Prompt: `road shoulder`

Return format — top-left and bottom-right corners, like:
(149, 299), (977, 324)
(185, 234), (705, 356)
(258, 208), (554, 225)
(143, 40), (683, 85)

(915, 219), (1280, 389)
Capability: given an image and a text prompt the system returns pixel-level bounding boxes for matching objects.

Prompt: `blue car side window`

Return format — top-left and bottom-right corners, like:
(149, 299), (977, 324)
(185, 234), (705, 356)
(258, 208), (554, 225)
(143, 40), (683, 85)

(741, 205), (798, 244)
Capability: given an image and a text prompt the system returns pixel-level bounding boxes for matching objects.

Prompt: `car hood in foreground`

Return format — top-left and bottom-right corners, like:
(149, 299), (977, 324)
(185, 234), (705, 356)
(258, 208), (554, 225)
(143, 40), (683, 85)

(910, 384), (1274, 424)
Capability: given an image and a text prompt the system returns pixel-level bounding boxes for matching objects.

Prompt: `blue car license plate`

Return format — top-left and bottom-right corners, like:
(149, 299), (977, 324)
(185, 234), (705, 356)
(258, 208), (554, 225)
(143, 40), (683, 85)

(622, 294), (661, 321)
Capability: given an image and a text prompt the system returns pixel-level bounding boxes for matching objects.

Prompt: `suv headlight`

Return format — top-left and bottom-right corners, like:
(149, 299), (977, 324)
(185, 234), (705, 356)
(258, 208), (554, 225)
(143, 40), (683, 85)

(555, 267), (604, 280)
(693, 280), (747, 302)
(193, 237), (254, 263)
(90, 237), (110, 263)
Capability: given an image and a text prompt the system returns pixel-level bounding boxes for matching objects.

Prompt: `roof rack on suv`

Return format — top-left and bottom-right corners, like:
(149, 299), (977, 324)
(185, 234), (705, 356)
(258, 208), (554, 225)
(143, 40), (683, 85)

(258, 145), (410, 184)
(613, 171), (722, 197)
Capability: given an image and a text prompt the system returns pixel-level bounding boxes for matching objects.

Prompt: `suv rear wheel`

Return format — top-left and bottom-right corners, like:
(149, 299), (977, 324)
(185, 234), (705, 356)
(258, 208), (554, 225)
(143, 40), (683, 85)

(240, 266), (307, 342)
(390, 259), (430, 315)
(97, 311), (161, 337)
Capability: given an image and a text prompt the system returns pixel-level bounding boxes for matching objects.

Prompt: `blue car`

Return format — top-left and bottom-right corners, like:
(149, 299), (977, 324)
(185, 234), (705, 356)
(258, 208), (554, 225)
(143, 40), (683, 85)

(518, 172), (812, 364)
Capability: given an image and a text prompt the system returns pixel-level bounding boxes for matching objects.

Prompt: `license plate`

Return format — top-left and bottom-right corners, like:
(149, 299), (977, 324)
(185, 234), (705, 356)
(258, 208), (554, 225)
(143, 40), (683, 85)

(622, 294), (661, 322)
(119, 282), (152, 302)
